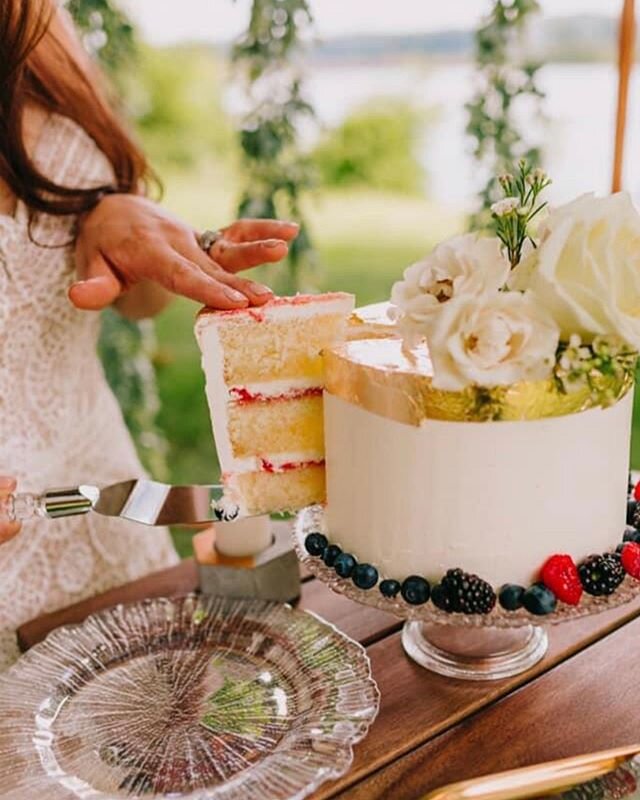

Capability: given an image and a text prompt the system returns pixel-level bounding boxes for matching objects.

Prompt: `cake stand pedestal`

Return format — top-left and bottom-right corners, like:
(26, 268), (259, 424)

(294, 506), (640, 682)
(402, 621), (548, 680)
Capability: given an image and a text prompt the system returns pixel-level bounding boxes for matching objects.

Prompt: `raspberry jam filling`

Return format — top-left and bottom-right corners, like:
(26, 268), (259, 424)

(229, 386), (323, 404)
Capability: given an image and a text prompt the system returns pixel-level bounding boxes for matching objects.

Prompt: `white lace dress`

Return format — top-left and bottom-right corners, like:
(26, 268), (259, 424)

(0, 114), (179, 670)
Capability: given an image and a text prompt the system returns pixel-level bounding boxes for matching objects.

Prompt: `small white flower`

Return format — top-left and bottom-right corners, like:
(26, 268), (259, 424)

(389, 234), (510, 344)
(490, 197), (520, 217)
(424, 291), (560, 391)
(526, 167), (548, 186)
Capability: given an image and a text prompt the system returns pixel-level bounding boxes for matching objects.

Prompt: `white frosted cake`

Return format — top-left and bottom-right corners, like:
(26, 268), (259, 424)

(323, 338), (632, 590)
(302, 178), (640, 617)
(195, 293), (354, 515)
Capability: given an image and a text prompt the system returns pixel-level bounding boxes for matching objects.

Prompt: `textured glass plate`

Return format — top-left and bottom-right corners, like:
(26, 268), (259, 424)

(0, 595), (379, 800)
(295, 506), (640, 629)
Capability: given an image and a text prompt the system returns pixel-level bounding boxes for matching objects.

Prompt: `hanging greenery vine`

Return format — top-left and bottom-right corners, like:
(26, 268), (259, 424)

(67, 0), (169, 479)
(232, 0), (317, 293)
(466, 0), (545, 230)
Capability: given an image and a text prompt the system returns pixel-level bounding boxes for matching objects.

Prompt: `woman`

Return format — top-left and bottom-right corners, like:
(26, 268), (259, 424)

(0, 1), (298, 669)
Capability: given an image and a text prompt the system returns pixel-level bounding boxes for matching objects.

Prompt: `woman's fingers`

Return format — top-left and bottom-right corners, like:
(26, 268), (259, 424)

(223, 219), (299, 243)
(185, 242), (274, 305)
(0, 477), (20, 544)
(211, 239), (289, 273)
(69, 252), (123, 311)
(159, 251), (250, 309)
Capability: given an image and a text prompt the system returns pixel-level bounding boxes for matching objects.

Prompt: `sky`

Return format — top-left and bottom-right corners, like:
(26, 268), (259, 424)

(124, 0), (618, 45)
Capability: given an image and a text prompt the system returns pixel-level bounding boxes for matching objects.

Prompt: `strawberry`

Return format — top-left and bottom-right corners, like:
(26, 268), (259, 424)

(621, 542), (640, 578)
(634, 481), (640, 502)
(540, 554), (582, 605)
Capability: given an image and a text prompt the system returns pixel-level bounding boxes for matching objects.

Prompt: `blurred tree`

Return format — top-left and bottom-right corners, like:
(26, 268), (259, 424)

(466, 0), (545, 229)
(232, 0), (317, 293)
(65, 0), (136, 75)
(130, 45), (236, 172)
(67, 0), (169, 479)
(313, 100), (426, 194)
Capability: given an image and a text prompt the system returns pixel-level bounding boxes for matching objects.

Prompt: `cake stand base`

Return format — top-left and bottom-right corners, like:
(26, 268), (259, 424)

(402, 621), (548, 681)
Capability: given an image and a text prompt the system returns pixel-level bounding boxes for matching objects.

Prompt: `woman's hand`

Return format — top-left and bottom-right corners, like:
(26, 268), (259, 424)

(0, 477), (20, 544)
(70, 194), (299, 316)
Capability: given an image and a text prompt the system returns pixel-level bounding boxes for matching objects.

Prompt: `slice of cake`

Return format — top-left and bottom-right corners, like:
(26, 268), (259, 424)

(195, 293), (354, 515)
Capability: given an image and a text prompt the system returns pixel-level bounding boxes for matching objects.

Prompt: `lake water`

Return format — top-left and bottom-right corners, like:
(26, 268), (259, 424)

(297, 62), (640, 210)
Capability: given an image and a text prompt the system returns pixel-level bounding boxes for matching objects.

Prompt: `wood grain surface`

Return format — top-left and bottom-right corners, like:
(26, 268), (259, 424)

(16, 559), (640, 800)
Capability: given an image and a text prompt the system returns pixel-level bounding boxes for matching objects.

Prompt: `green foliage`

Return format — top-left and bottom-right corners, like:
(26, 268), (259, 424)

(466, 0), (545, 229)
(69, 0), (169, 478)
(312, 101), (425, 194)
(98, 311), (169, 480)
(232, 0), (317, 294)
(129, 46), (236, 171)
(65, 0), (135, 74)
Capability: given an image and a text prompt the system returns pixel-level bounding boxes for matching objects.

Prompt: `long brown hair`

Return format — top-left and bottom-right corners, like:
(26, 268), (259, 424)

(0, 0), (151, 217)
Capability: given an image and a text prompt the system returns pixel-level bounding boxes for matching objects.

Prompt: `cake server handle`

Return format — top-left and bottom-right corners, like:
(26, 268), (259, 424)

(0, 487), (97, 523)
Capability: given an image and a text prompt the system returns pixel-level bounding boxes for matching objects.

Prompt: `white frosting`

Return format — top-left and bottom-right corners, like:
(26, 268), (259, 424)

(228, 377), (321, 399)
(195, 295), (354, 330)
(324, 390), (633, 588)
(224, 451), (324, 473)
(196, 319), (235, 470)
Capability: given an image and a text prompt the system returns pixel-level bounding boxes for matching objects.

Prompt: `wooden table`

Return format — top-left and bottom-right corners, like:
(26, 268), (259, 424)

(17, 544), (640, 800)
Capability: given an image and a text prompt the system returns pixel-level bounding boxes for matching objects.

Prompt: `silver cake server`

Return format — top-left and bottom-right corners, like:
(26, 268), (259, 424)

(0, 480), (241, 526)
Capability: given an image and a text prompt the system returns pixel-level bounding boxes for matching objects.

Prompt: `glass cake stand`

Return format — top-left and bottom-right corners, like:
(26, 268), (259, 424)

(294, 506), (640, 681)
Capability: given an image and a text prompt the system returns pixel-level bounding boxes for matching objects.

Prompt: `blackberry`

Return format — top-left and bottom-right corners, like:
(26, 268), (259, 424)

(304, 532), (328, 557)
(627, 500), (638, 527)
(578, 553), (625, 596)
(623, 527), (640, 544)
(436, 568), (496, 614)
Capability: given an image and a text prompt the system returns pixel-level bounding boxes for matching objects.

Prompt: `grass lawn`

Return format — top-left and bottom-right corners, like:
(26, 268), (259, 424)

(152, 176), (640, 555)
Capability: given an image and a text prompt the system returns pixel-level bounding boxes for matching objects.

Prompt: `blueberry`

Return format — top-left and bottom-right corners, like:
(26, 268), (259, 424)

(352, 563), (379, 590)
(623, 527), (640, 544)
(334, 552), (356, 578)
(498, 584), (525, 611)
(627, 500), (638, 526)
(522, 583), (557, 616)
(431, 583), (451, 611)
(400, 575), (430, 605)
(323, 544), (342, 567)
(379, 579), (401, 598)
(304, 532), (328, 557)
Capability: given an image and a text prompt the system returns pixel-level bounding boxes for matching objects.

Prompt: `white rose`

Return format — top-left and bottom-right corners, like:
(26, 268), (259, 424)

(425, 291), (560, 391)
(389, 233), (510, 342)
(509, 192), (640, 349)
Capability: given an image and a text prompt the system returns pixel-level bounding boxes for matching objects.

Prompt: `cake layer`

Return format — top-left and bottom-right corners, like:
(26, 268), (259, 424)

(227, 394), (324, 458)
(196, 293), (354, 386)
(324, 390), (633, 588)
(225, 463), (326, 516)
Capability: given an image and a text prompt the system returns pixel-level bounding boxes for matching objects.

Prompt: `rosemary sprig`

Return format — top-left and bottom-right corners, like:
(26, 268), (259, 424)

(490, 159), (551, 269)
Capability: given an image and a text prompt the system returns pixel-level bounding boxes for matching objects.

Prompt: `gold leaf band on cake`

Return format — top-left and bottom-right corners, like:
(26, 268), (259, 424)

(323, 339), (634, 425)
